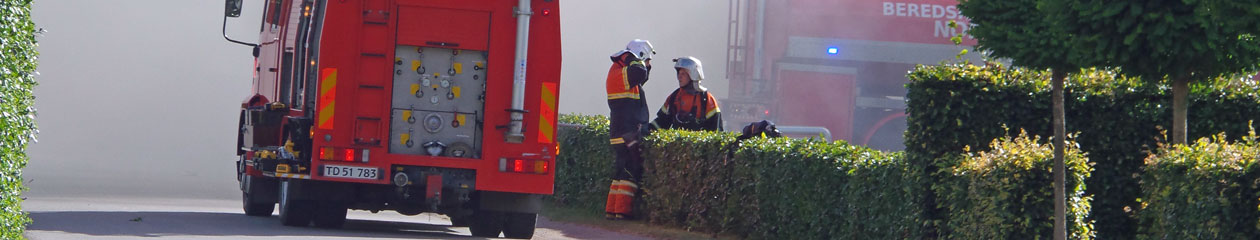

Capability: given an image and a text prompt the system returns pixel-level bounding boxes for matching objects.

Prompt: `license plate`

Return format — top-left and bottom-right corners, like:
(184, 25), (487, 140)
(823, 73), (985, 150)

(322, 165), (379, 180)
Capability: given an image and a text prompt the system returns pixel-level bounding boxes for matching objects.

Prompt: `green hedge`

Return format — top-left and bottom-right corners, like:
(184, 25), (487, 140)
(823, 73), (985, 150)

(637, 129), (740, 233)
(0, 0), (39, 239)
(641, 129), (920, 239)
(906, 64), (1260, 239)
(552, 114), (614, 213)
(556, 114), (1095, 239)
(554, 63), (1260, 239)
(1138, 133), (1260, 239)
(936, 131), (1093, 239)
(553, 115), (921, 238)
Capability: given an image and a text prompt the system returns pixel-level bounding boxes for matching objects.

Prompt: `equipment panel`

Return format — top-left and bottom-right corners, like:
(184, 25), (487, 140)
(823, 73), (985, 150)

(390, 46), (486, 158)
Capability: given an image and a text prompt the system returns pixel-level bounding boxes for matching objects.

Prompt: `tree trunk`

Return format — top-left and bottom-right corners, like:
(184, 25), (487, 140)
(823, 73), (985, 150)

(1052, 69), (1067, 240)
(1172, 77), (1189, 144)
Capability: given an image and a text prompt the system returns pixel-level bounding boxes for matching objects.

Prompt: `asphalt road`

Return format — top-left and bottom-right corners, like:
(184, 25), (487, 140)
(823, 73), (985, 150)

(24, 196), (650, 240)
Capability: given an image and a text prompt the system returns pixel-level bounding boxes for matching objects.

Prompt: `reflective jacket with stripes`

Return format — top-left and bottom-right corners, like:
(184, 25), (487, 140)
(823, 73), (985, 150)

(606, 53), (651, 138)
(651, 87), (723, 131)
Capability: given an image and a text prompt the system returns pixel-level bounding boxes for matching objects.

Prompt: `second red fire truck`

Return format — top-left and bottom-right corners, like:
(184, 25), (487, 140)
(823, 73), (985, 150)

(723, 0), (979, 150)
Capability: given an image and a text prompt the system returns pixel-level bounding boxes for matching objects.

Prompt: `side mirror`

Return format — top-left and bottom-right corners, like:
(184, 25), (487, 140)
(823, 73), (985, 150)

(222, 0), (258, 47)
(225, 0), (243, 18)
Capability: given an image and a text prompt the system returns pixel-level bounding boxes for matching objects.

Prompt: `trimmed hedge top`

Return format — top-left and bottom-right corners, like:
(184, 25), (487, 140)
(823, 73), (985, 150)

(1145, 132), (1260, 169)
(909, 63), (1260, 98)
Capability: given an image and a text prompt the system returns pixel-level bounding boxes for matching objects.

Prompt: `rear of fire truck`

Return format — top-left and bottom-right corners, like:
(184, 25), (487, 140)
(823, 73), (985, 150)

(223, 0), (561, 238)
(723, 0), (977, 151)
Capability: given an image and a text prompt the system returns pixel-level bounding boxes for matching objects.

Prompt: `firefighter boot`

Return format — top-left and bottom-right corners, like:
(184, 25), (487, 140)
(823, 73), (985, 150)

(617, 180), (638, 220)
(605, 180), (621, 219)
(606, 180), (637, 220)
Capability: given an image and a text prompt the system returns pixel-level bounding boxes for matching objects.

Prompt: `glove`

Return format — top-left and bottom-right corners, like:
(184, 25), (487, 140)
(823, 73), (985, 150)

(621, 129), (641, 147)
(737, 124), (755, 141)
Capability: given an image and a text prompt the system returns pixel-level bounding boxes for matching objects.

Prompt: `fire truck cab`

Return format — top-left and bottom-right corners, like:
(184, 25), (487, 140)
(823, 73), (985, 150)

(223, 0), (561, 238)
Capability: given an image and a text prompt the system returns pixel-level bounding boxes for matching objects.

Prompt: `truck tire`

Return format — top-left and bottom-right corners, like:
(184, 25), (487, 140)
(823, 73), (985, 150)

(242, 192), (274, 217)
(502, 212), (536, 239)
(449, 214), (471, 227)
(468, 210), (503, 238)
(395, 205), (424, 216)
(279, 181), (315, 227)
(241, 175), (275, 217)
(312, 202), (347, 228)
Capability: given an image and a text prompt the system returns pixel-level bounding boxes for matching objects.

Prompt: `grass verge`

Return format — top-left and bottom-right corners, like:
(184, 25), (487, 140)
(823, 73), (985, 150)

(540, 202), (738, 240)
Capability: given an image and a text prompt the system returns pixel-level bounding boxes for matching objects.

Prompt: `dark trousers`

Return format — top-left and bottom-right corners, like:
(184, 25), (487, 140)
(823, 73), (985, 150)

(610, 142), (644, 182)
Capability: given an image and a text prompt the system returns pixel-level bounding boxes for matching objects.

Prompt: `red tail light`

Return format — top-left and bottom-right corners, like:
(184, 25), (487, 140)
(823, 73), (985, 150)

(319, 147), (333, 160)
(500, 158), (549, 174)
(320, 148), (360, 162)
(535, 160), (548, 174)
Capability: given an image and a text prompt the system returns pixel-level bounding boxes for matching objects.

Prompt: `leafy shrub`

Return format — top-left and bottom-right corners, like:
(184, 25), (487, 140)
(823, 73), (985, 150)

(0, 0), (39, 238)
(641, 129), (922, 239)
(551, 114), (614, 213)
(937, 131), (1093, 239)
(557, 115), (922, 239)
(735, 136), (921, 239)
(557, 114), (1103, 239)
(638, 129), (737, 233)
(906, 63), (1260, 238)
(1138, 133), (1260, 239)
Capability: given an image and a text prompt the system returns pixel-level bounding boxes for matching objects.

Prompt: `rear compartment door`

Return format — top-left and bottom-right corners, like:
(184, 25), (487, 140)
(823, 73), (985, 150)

(352, 0), (394, 146)
(775, 64), (858, 141)
(396, 7), (491, 51)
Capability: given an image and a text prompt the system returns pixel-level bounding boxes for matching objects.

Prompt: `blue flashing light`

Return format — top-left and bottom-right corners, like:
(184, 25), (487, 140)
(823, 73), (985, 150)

(826, 47), (839, 55)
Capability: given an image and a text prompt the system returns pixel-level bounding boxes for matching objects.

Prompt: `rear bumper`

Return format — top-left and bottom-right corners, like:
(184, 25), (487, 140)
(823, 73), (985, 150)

(248, 158), (553, 195)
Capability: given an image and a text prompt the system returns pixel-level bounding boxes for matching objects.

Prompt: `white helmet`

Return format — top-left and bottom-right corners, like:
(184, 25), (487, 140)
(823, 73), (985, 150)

(673, 56), (704, 81)
(610, 39), (655, 60)
(674, 57), (706, 91)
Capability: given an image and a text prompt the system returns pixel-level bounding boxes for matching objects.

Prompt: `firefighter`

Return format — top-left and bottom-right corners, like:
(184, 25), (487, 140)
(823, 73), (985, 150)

(650, 56), (723, 131)
(605, 39), (654, 220)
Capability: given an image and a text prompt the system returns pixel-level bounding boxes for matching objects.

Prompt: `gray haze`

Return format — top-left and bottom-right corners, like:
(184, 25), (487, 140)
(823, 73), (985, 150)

(559, 1), (731, 116)
(26, 0), (730, 200)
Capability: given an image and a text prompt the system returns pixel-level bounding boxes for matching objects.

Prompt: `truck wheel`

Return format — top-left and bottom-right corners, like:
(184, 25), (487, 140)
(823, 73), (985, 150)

(502, 212), (536, 239)
(279, 181), (315, 227)
(242, 191), (274, 217)
(241, 175), (275, 217)
(395, 205), (424, 216)
(468, 210), (503, 238)
(449, 214), (471, 227)
(312, 202), (347, 228)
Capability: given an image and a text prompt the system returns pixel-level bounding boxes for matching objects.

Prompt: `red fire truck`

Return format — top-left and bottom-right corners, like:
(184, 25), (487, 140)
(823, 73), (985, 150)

(723, 0), (978, 150)
(222, 0), (560, 238)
